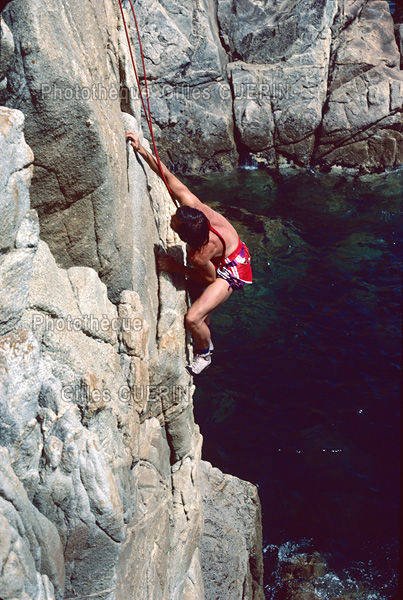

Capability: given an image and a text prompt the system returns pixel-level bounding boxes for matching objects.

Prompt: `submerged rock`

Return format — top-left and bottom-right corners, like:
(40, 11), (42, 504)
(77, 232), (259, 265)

(277, 549), (385, 600)
(277, 551), (328, 600)
(280, 551), (327, 581)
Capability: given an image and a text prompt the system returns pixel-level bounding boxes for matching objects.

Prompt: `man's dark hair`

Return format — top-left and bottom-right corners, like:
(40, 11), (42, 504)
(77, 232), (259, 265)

(175, 206), (210, 250)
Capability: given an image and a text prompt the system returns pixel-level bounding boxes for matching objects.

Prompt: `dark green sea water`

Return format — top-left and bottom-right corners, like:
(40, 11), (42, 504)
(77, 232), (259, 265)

(184, 167), (402, 599)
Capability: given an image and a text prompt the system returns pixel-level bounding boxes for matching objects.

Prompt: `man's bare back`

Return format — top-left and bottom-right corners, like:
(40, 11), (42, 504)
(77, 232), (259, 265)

(192, 203), (239, 261)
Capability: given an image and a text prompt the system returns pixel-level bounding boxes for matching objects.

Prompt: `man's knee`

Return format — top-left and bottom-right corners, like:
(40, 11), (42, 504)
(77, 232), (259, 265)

(185, 310), (198, 331)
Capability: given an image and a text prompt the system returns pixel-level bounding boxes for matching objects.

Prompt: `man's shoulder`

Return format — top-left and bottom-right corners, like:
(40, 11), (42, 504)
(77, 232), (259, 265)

(189, 244), (215, 266)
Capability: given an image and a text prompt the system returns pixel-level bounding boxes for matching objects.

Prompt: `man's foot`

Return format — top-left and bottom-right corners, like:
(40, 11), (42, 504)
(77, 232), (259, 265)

(186, 347), (212, 376)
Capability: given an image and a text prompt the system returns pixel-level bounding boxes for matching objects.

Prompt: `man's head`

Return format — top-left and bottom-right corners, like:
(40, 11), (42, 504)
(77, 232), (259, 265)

(171, 206), (210, 250)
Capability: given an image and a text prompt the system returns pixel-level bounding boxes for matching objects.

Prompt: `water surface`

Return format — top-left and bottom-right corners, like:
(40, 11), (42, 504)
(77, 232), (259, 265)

(184, 167), (402, 599)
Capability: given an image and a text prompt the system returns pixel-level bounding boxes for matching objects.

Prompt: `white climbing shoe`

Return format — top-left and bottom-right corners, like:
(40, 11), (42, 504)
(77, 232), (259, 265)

(186, 340), (214, 376)
(186, 351), (212, 376)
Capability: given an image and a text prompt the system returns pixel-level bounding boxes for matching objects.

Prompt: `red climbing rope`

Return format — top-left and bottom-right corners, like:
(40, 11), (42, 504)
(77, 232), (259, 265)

(118, 0), (177, 204)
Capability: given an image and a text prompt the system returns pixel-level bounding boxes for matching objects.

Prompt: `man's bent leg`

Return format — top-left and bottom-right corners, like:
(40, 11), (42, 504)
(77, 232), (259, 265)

(185, 278), (232, 349)
(187, 279), (211, 326)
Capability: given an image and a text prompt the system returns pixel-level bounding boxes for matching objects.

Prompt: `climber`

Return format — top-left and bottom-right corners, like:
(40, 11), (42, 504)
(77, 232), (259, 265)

(126, 131), (252, 376)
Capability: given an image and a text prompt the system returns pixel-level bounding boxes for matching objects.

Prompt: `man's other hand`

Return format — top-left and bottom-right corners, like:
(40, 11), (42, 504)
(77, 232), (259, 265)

(158, 255), (180, 273)
(126, 131), (141, 151)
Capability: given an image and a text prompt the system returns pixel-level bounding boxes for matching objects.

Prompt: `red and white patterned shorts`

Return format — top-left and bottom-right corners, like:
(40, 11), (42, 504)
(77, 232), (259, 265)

(215, 238), (253, 290)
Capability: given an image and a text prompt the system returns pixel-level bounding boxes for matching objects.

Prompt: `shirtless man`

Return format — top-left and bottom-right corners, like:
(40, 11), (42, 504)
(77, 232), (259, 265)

(126, 131), (252, 375)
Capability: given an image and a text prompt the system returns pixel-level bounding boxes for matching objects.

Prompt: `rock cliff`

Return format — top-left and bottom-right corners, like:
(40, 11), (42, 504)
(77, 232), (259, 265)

(3, 1), (399, 598)
(125, 0), (403, 172)
(0, 2), (264, 599)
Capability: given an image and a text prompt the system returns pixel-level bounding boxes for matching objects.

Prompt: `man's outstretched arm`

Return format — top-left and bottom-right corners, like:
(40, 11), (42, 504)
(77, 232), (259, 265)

(126, 131), (202, 210)
(158, 254), (216, 285)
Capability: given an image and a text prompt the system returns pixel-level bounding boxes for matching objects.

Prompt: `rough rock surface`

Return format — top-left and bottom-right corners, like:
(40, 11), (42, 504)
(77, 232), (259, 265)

(0, 8), (265, 595)
(314, 0), (403, 169)
(0, 16), (14, 93)
(2, 0), (139, 300)
(200, 461), (264, 600)
(0, 445), (64, 600)
(0, 106), (33, 252)
(0, 102), (207, 599)
(219, 0), (337, 169)
(0, 107), (37, 336)
(128, 0), (402, 171)
(124, 0), (238, 173)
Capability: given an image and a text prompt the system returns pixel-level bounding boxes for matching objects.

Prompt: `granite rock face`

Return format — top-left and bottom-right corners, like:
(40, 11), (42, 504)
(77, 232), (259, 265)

(0, 444), (64, 600)
(0, 102), (206, 599)
(0, 107), (36, 335)
(129, 0), (402, 171)
(0, 6), (264, 594)
(2, 0), (138, 300)
(127, 0), (238, 173)
(395, 6), (403, 69)
(0, 16), (14, 93)
(217, 0), (336, 64)
(314, 0), (403, 169)
(200, 462), (265, 600)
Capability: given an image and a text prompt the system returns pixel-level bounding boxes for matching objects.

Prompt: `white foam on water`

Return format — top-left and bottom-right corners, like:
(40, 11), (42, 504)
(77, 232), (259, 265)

(239, 154), (259, 170)
(262, 538), (397, 600)
(312, 571), (388, 600)
(241, 164), (259, 171)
